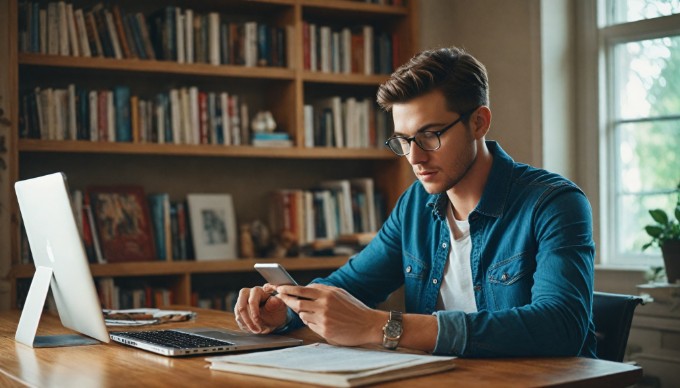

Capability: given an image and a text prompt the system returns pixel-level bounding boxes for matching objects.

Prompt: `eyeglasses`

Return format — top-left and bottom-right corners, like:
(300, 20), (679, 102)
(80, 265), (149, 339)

(385, 108), (477, 156)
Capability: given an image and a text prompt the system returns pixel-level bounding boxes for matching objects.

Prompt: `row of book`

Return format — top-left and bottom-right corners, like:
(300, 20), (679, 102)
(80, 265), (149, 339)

(98, 280), (239, 311)
(17, 2), (291, 68)
(20, 84), (255, 146)
(97, 278), (174, 310)
(303, 23), (398, 76)
(303, 97), (391, 149)
(19, 180), (384, 266)
(269, 178), (386, 247)
(76, 189), (193, 264)
(19, 187), (194, 265)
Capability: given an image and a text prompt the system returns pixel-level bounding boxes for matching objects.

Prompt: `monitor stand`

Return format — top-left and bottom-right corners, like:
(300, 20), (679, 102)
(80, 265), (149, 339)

(15, 266), (101, 348)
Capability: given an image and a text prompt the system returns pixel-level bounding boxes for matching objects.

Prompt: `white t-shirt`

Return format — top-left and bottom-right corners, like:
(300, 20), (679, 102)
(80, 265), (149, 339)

(436, 206), (477, 313)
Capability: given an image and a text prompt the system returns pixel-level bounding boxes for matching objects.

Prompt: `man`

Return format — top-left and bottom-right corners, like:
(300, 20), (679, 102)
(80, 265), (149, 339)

(235, 47), (597, 357)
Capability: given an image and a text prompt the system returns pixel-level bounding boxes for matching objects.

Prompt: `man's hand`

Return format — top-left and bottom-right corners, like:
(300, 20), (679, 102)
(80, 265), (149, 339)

(233, 284), (288, 334)
(275, 283), (385, 346)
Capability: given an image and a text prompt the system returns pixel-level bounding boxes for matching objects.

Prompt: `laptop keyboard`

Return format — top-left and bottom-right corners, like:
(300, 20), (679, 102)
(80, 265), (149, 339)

(115, 330), (234, 349)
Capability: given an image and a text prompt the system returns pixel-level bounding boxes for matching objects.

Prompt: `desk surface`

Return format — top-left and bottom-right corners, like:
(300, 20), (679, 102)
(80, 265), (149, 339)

(0, 307), (642, 387)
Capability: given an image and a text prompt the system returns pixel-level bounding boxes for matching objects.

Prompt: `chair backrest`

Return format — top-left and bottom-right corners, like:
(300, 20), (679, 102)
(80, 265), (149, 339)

(592, 291), (644, 362)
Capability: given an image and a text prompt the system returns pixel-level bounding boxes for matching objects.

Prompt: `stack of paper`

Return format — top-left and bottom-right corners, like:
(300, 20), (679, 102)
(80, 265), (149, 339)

(207, 343), (456, 387)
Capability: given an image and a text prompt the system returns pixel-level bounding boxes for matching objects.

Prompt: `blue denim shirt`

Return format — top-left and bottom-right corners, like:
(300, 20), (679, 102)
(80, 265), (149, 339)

(282, 141), (596, 358)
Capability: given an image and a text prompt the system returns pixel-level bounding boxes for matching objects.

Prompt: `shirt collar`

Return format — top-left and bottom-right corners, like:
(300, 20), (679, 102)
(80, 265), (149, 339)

(427, 141), (514, 221)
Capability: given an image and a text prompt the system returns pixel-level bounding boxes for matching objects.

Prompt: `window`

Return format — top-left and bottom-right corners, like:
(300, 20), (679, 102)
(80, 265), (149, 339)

(599, 1), (680, 266)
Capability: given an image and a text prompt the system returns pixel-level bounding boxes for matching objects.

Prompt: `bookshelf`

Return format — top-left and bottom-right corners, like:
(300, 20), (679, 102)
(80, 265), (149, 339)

(0, 0), (417, 310)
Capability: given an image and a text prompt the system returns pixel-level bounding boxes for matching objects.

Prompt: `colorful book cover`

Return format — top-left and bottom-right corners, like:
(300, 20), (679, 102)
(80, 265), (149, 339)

(87, 185), (156, 262)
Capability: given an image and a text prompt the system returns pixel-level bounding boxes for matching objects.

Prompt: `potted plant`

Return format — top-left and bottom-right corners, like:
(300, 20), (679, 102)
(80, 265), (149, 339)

(643, 182), (680, 284)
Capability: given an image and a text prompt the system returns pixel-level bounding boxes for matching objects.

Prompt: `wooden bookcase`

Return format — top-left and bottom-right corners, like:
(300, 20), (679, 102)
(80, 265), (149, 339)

(0, 0), (417, 310)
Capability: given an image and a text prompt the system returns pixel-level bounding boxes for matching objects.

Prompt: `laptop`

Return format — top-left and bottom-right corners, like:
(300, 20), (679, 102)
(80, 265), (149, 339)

(110, 327), (303, 357)
(15, 172), (302, 357)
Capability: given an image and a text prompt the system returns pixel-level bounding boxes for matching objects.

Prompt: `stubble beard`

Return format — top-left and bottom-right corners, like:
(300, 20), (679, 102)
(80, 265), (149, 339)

(418, 140), (478, 195)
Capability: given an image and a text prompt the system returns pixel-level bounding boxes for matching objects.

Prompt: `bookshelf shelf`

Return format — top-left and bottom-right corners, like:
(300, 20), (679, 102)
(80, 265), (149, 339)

(19, 54), (297, 80)
(302, 71), (390, 85)
(3, 0), (417, 310)
(301, 0), (408, 16)
(18, 139), (395, 159)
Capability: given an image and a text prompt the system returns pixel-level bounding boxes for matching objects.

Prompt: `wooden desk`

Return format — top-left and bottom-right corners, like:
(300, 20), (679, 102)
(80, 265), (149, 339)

(0, 307), (642, 387)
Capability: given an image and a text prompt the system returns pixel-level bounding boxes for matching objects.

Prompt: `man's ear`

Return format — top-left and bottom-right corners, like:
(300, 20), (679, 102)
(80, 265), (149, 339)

(471, 106), (492, 139)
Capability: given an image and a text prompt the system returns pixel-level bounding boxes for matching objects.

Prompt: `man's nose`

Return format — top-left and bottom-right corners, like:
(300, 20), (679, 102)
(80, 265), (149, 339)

(406, 142), (427, 165)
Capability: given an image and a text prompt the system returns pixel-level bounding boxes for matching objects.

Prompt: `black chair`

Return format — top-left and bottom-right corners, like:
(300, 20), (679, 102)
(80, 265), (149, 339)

(592, 291), (644, 362)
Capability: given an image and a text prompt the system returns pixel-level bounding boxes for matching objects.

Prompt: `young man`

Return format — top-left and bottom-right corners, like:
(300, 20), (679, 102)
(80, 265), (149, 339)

(234, 47), (597, 357)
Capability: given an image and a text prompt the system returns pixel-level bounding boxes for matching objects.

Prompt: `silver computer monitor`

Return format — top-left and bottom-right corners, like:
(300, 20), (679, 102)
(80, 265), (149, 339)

(14, 172), (109, 347)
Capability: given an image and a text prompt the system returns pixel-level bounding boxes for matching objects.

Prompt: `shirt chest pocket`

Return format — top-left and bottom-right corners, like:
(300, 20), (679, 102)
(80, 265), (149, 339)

(487, 253), (534, 285)
(403, 251), (429, 280)
(486, 253), (534, 309)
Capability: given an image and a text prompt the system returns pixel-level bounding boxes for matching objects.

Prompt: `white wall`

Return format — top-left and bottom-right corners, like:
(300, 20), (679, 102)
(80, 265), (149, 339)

(419, 0), (541, 167)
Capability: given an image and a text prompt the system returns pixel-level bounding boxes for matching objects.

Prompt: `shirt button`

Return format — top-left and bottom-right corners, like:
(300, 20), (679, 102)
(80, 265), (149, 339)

(406, 265), (412, 273)
(432, 279), (438, 285)
(501, 273), (509, 282)
(442, 242), (447, 249)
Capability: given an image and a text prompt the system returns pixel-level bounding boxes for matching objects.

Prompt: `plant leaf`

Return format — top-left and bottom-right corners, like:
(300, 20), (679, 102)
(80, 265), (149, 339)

(645, 225), (663, 237)
(642, 242), (652, 251)
(649, 209), (669, 225)
(675, 205), (680, 223)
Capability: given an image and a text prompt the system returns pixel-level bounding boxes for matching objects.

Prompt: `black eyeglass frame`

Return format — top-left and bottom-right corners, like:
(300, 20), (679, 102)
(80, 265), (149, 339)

(384, 107), (478, 156)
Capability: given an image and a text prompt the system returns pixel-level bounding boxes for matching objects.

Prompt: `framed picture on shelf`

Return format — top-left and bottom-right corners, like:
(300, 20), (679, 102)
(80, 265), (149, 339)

(87, 186), (156, 262)
(187, 194), (238, 260)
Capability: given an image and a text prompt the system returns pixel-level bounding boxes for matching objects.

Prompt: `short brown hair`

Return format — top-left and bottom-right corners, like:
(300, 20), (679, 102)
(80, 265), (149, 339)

(376, 47), (489, 114)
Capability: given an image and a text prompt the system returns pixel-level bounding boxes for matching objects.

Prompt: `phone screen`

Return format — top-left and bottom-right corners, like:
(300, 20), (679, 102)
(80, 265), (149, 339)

(254, 263), (299, 286)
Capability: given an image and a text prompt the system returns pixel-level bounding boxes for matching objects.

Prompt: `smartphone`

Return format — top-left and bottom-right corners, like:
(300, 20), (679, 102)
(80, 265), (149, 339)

(254, 263), (299, 286)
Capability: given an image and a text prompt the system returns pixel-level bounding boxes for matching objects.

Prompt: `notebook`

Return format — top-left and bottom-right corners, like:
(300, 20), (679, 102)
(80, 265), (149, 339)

(110, 327), (303, 357)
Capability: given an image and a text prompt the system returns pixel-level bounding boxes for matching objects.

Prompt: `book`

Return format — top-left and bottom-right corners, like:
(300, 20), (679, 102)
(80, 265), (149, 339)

(207, 343), (456, 387)
(87, 185), (156, 262)
(148, 193), (172, 261)
(320, 179), (354, 235)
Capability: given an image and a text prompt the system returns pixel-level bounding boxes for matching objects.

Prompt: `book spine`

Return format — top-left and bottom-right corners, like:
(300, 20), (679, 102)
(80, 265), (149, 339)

(148, 194), (167, 261)
(65, 3), (79, 56)
(175, 8), (185, 63)
(74, 9), (91, 57)
(67, 84), (77, 140)
(130, 95), (139, 142)
(126, 14), (146, 60)
(112, 5), (133, 59)
(104, 10), (123, 59)
(198, 91), (208, 144)
(93, 6), (113, 57)
(220, 21), (229, 65)
(184, 9), (194, 63)
(220, 92), (230, 145)
(84, 10), (102, 57)
(47, 3), (58, 55)
(39, 7), (47, 54)
(88, 90), (98, 141)
(114, 86), (131, 142)
(208, 12), (220, 65)
(136, 12), (156, 60)
(57, 1), (69, 55)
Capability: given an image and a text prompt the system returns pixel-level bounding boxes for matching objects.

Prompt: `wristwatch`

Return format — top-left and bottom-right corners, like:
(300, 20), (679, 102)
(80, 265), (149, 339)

(382, 311), (403, 350)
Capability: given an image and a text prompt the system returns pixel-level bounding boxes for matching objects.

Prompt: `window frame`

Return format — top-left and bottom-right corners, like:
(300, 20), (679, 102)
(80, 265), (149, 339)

(581, 1), (680, 267)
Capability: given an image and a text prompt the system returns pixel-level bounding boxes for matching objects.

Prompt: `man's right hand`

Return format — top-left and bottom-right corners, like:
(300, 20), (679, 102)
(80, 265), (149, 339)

(233, 284), (288, 334)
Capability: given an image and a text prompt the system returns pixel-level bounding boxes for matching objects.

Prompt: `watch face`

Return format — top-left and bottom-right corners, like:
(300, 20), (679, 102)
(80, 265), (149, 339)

(384, 320), (403, 338)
